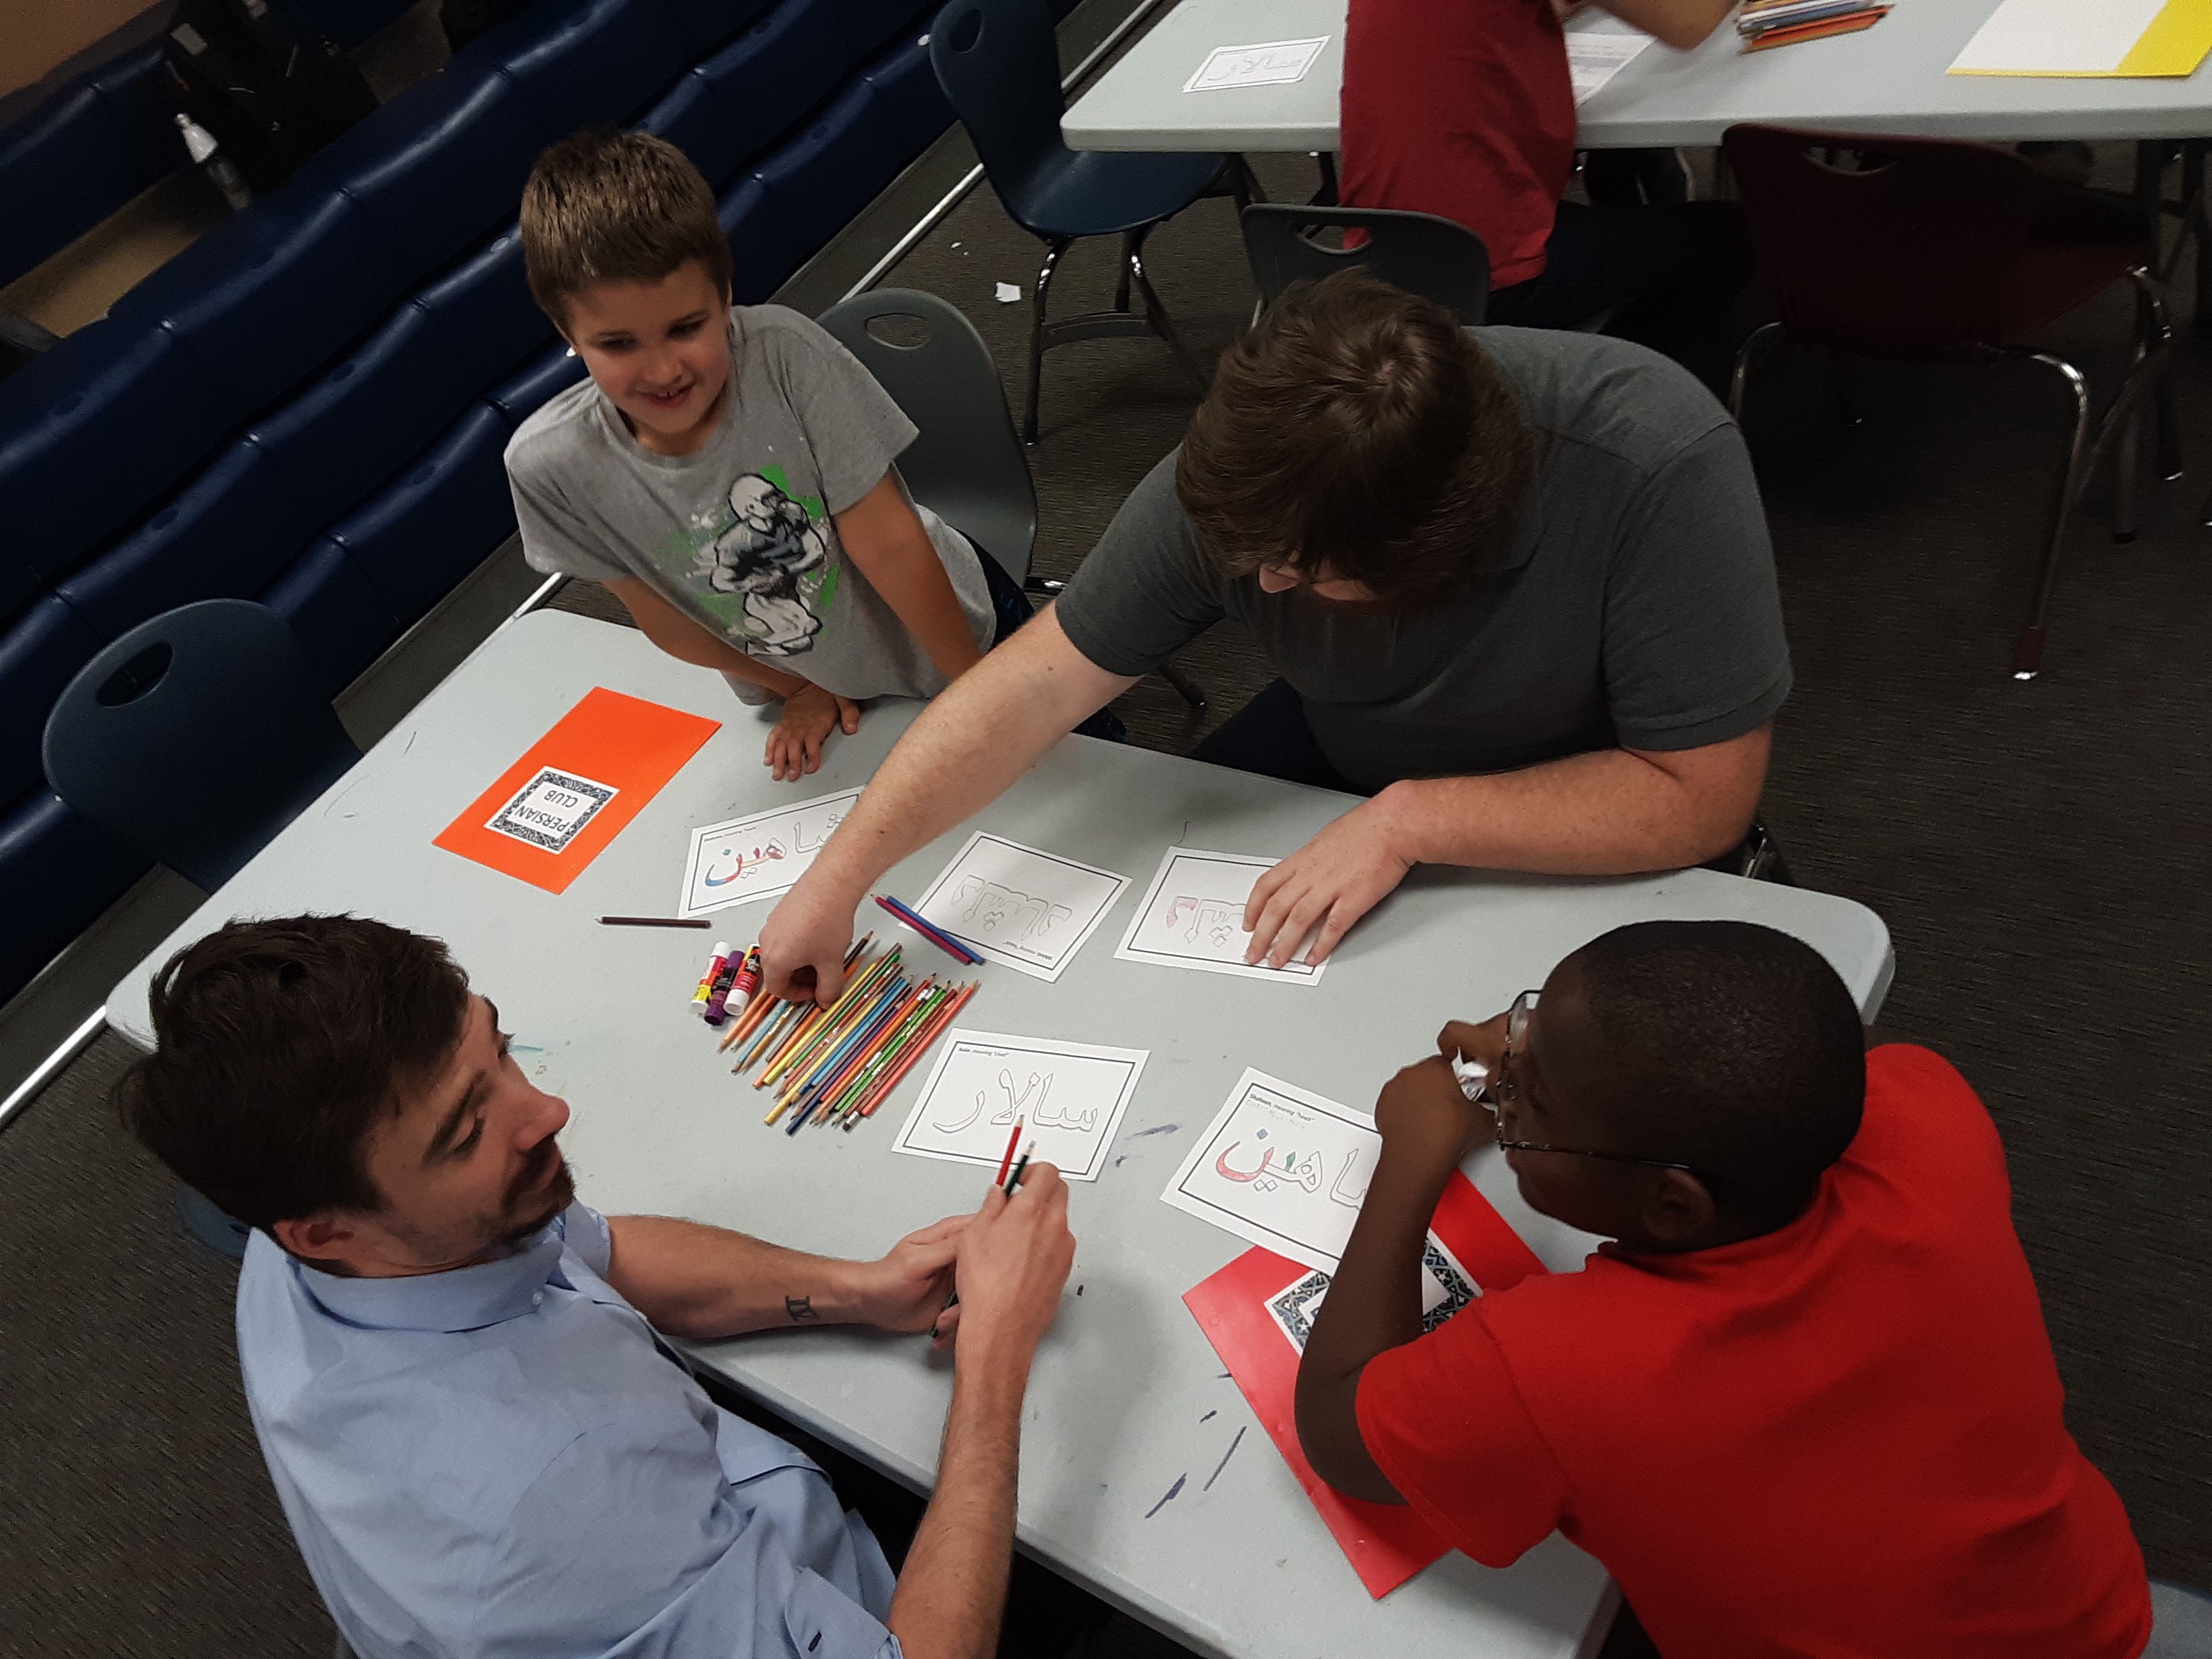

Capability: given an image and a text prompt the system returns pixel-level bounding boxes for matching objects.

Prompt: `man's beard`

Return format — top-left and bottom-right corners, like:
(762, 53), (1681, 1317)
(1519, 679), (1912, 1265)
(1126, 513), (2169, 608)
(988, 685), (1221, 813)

(490, 1141), (575, 1249)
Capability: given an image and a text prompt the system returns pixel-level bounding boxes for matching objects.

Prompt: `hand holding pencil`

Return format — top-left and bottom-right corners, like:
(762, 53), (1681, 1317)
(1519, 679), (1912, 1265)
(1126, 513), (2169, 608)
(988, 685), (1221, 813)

(938, 1156), (1073, 1361)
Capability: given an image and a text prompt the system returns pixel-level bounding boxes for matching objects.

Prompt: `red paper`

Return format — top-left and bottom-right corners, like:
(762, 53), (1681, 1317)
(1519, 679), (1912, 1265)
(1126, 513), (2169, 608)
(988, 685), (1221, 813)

(1181, 1170), (1549, 1597)
(434, 687), (720, 894)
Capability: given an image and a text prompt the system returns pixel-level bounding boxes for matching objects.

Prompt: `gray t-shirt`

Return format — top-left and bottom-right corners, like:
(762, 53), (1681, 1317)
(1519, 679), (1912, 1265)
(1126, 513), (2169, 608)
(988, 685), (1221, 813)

(504, 304), (994, 703)
(1054, 327), (1790, 792)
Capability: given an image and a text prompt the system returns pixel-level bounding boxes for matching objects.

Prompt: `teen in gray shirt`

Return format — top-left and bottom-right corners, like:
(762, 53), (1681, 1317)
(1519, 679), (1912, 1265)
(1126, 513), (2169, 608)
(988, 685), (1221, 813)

(756, 276), (1791, 1002)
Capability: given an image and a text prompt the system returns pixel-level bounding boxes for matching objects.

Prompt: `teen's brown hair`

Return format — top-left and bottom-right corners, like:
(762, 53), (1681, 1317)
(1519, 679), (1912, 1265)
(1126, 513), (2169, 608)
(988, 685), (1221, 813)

(115, 916), (472, 1232)
(519, 127), (735, 327)
(1175, 271), (1532, 606)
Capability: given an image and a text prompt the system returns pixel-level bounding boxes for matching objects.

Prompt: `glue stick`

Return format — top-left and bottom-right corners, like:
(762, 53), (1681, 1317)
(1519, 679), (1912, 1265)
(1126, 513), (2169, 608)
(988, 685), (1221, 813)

(691, 941), (732, 1009)
(704, 947), (758, 1025)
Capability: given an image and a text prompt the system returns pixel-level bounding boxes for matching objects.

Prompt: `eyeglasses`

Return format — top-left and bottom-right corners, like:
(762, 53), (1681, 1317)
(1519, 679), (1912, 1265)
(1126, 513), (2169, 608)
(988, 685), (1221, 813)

(1475, 990), (1708, 1182)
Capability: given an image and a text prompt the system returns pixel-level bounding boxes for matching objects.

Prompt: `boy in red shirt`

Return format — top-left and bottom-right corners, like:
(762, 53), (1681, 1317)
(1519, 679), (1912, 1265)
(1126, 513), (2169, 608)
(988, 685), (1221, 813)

(1296, 920), (2151, 1658)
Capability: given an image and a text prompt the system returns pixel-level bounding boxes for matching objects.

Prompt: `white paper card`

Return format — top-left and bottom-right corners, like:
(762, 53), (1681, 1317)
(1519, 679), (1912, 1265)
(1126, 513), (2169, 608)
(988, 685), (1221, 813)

(1113, 847), (1324, 985)
(1161, 1069), (1383, 1273)
(677, 789), (860, 917)
(893, 1029), (1147, 1183)
(1950, 0), (2162, 75)
(487, 769), (617, 852)
(1183, 36), (1330, 94)
(912, 832), (1127, 983)
(1568, 33), (1651, 101)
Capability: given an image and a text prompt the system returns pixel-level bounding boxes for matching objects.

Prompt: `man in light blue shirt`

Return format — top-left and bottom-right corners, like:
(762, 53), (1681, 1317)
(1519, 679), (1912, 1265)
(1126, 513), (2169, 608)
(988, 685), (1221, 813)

(119, 915), (1076, 1659)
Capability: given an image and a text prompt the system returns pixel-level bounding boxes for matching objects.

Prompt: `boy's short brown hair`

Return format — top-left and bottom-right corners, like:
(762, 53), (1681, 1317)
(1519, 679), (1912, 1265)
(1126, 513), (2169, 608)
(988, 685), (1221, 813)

(519, 127), (734, 326)
(1175, 271), (1532, 607)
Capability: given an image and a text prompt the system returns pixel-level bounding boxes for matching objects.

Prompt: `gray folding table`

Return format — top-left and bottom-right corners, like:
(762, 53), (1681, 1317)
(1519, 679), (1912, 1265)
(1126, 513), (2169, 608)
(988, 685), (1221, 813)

(108, 611), (1895, 1659)
(1062, 0), (2212, 153)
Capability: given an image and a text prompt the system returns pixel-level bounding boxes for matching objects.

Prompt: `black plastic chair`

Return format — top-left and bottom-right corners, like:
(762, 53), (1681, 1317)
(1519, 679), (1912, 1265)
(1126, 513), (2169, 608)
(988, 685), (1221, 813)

(43, 598), (361, 893)
(930, 0), (1242, 443)
(817, 288), (1038, 586)
(1240, 203), (1492, 325)
(815, 287), (1206, 708)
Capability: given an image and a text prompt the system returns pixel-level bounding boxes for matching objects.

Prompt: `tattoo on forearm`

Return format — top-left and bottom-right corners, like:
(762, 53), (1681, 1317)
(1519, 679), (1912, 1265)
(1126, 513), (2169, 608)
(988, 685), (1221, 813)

(785, 1295), (820, 1324)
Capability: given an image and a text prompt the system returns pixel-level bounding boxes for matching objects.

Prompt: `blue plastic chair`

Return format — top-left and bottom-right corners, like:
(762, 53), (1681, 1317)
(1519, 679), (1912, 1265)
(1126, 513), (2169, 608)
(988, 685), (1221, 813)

(42, 599), (360, 893)
(1240, 203), (1491, 326)
(930, 0), (1242, 441)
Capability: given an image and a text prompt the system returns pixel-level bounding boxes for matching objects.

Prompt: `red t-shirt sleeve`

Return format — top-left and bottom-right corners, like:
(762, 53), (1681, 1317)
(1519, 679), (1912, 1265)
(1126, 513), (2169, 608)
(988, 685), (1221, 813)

(1355, 1305), (1570, 1568)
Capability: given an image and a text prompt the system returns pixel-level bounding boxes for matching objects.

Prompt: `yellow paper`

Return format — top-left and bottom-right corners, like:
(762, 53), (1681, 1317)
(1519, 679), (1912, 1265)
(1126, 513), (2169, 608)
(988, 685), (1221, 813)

(1949, 0), (2212, 77)
(2116, 0), (2212, 73)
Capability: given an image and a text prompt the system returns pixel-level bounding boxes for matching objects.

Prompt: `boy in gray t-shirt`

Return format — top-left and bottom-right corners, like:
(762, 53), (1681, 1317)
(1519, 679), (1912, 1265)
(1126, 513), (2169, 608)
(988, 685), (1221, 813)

(504, 131), (994, 781)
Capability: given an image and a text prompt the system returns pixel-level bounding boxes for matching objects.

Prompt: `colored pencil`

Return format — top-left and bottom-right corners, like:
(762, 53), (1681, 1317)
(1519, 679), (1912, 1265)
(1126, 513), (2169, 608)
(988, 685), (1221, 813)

(1002, 1140), (1035, 1195)
(722, 935), (869, 1057)
(856, 981), (977, 1120)
(600, 915), (712, 928)
(823, 983), (952, 1124)
(784, 979), (915, 1120)
(761, 956), (905, 1104)
(734, 998), (807, 1071)
(807, 979), (937, 1120)
(993, 1117), (1025, 1185)
(1742, 8), (1884, 49)
(758, 949), (901, 1087)
(874, 893), (983, 964)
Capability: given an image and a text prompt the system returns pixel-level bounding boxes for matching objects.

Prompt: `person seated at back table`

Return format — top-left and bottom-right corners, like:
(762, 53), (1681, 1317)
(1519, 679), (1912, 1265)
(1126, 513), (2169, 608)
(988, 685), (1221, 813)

(1296, 920), (2152, 1658)
(1338, 0), (1752, 375)
(758, 272), (1789, 1002)
(504, 129), (1111, 786)
(117, 914), (1084, 1659)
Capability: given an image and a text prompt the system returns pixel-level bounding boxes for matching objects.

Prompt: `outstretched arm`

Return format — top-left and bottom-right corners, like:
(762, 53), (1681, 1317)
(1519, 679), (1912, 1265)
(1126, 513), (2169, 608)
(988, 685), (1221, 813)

(1243, 724), (1770, 969)
(759, 607), (1136, 1002)
(888, 1170), (1076, 1659)
(606, 577), (806, 694)
(603, 1213), (965, 1339)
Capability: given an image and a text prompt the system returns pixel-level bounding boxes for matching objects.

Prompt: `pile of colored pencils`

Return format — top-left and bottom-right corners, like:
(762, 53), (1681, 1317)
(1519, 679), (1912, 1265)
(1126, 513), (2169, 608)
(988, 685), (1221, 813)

(1736, 0), (1888, 51)
(716, 935), (978, 1132)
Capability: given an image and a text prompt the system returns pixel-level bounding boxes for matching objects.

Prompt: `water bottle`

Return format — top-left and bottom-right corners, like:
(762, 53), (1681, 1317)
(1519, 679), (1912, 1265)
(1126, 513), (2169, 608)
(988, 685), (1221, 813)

(175, 112), (253, 211)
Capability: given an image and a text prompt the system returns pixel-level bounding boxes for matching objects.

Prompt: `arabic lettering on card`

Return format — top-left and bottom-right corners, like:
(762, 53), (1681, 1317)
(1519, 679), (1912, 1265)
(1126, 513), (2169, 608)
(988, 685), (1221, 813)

(1182, 35), (1330, 94)
(677, 789), (861, 918)
(1160, 1069), (1384, 1273)
(1114, 847), (1324, 985)
(911, 832), (1128, 983)
(892, 1030), (1148, 1183)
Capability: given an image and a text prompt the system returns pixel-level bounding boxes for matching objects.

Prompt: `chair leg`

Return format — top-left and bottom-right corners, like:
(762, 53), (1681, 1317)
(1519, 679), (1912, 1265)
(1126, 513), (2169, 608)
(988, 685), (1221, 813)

(1129, 227), (1208, 392)
(1025, 239), (1069, 446)
(1727, 321), (1782, 425)
(1313, 151), (1339, 207)
(1113, 230), (1134, 315)
(2008, 350), (2094, 681)
(1157, 659), (1208, 709)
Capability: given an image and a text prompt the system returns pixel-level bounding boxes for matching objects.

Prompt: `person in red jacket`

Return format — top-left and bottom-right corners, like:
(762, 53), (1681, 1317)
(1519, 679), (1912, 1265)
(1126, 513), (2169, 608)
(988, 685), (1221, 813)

(1296, 920), (2152, 1658)
(1338, 0), (1750, 371)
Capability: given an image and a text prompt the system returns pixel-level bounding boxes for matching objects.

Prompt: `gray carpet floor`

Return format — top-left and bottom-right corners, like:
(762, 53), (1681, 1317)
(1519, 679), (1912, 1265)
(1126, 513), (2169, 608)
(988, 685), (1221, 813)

(4, 128), (2208, 1659)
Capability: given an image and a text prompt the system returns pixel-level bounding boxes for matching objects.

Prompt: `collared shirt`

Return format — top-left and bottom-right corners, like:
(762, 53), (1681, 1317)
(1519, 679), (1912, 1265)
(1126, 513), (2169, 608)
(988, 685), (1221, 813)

(1052, 327), (1790, 794)
(235, 1202), (903, 1659)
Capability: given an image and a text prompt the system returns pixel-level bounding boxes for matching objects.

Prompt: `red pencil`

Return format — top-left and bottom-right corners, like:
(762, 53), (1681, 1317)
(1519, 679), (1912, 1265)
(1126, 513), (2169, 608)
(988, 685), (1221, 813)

(994, 1115), (1026, 1186)
(1742, 7), (1884, 49)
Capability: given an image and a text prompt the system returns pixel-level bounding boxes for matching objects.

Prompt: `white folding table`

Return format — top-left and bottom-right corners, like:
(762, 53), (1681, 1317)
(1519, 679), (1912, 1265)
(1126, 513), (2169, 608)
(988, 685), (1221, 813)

(108, 611), (1896, 1659)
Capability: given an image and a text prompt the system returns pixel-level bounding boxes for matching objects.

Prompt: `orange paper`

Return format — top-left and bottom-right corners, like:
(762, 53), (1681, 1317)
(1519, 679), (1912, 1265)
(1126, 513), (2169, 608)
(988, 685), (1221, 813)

(434, 687), (720, 893)
(1181, 1170), (1549, 1597)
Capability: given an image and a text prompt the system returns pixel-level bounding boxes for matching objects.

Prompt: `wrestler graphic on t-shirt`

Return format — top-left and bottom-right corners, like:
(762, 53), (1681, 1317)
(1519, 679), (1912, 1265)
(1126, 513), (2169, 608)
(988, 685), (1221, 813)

(695, 474), (830, 655)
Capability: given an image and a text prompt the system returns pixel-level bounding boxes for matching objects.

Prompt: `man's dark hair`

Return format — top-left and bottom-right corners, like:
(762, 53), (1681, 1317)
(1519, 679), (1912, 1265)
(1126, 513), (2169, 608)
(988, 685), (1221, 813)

(115, 916), (472, 1232)
(1570, 920), (1866, 1219)
(1174, 270), (1532, 607)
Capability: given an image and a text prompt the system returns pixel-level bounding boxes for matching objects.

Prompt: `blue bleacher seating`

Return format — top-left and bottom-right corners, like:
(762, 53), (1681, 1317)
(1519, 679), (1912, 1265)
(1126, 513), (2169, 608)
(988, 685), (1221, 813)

(501, 0), (690, 132)
(0, 597), (107, 811)
(718, 173), (803, 304)
(0, 43), (178, 289)
(754, 79), (901, 261)
(262, 538), (405, 698)
(692, 0), (858, 165)
(0, 792), (146, 1000)
(487, 342), (591, 426)
(333, 402), (520, 625)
